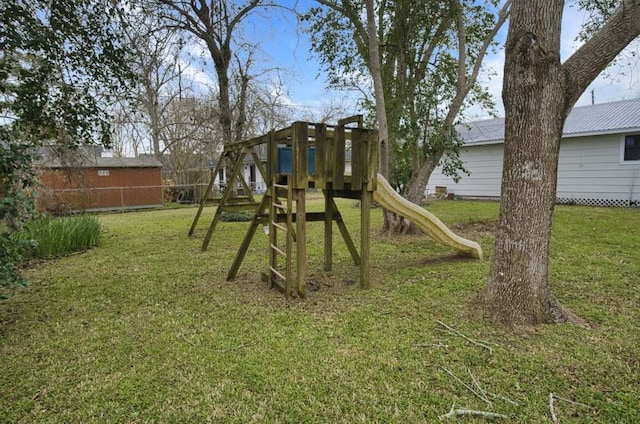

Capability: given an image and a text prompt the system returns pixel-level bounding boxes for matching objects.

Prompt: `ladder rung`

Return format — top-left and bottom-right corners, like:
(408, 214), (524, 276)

(273, 203), (288, 211)
(269, 266), (286, 281)
(273, 183), (290, 189)
(272, 222), (287, 232)
(270, 243), (286, 257)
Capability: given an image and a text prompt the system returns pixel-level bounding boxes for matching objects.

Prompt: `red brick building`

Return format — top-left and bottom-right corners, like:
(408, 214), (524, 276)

(37, 154), (164, 213)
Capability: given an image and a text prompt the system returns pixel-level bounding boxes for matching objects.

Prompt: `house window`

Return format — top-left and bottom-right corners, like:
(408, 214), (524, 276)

(624, 135), (640, 161)
(218, 168), (225, 182)
(97, 169), (110, 176)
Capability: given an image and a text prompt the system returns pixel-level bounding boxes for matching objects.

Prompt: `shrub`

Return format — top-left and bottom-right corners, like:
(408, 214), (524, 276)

(0, 232), (34, 293)
(219, 211), (253, 222)
(15, 215), (101, 259)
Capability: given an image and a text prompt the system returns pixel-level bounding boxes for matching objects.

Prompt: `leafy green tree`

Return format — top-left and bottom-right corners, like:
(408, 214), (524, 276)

(0, 0), (133, 289)
(305, 0), (509, 233)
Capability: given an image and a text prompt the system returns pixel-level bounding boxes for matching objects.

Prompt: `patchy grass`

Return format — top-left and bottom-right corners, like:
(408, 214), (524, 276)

(1, 199), (638, 422)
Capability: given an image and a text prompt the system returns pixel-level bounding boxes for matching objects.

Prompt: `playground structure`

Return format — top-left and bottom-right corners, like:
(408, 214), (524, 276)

(189, 116), (482, 298)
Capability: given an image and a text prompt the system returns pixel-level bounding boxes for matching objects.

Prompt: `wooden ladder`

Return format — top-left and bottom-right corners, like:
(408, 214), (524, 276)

(268, 176), (295, 298)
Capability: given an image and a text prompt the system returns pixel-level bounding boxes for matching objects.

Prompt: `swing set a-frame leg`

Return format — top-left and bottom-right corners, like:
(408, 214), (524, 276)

(226, 194), (270, 281)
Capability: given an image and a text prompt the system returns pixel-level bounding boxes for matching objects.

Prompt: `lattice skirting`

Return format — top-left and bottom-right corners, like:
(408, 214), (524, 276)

(556, 197), (639, 208)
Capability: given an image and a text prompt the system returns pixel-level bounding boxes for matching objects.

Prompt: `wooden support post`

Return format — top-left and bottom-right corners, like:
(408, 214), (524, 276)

(332, 199), (360, 266)
(296, 188), (306, 298)
(250, 147), (268, 184)
(201, 148), (247, 251)
(227, 194), (270, 280)
(267, 130), (276, 181)
(367, 130), (379, 192)
(268, 185), (277, 290)
(189, 157), (225, 236)
(285, 178), (294, 298)
(351, 129), (364, 190)
(333, 124), (345, 189)
(315, 124), (327, 187)
(360, 189), (372, 289)
(324, 184), (333, 271)
(292, 121), (309, 189)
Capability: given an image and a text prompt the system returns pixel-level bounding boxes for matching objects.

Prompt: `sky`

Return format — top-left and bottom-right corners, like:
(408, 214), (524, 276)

(182, 1), (640, 122)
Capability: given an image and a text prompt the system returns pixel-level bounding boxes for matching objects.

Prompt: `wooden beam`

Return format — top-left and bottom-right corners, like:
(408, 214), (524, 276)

(295, 188), (306, 298)
(314, 124), (327, 187)
(333, 199), (360, 266)
(189, 167), (217, 236)
(201, 147), (247, 251)
(351, 129), (364, 190)
(333, 124), (345, 189)
(227, 194), (270, 280)
(367, 129), (379, 191)
(360, 190), (372, 289)
(292, 121), (309, 189)
(324, 184), (334, 271)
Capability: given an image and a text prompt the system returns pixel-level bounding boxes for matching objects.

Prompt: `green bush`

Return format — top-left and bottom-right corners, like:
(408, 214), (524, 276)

(219, 211), (253, 222)
(0, 233), (34, 292)
(16, 215), (101, 259)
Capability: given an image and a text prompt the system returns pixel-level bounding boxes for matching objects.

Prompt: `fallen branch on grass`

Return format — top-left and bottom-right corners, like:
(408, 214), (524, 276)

(439, 403), (508, 421)
(468, 368), (519, 406)
(549, 393), (558, 424)
(553, 394), (591, 409)
(436, 320), (494, 354)
(442, 367), (492, 406)
(549, 392), (592, 423)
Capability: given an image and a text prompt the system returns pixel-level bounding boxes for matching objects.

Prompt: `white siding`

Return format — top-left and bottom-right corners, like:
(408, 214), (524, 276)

(428, 134), (640, 206)
(428, 143), (504, 198)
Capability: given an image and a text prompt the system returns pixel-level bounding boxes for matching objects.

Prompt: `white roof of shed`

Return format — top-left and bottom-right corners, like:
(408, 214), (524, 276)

(459, 98), (640, 145)
(37, 154), (163, 169)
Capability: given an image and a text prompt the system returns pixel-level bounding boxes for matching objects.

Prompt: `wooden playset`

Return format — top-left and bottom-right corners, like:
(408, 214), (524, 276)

(189, 116), (378, 298)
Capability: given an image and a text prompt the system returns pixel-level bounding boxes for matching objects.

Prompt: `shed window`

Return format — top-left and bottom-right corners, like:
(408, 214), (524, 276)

(97, 169), (110, 176)
(624, 135), (640, 161)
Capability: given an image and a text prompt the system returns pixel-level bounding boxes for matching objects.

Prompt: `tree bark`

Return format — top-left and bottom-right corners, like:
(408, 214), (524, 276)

(364, 0), (390, 179)
(483, 0), (640, 327)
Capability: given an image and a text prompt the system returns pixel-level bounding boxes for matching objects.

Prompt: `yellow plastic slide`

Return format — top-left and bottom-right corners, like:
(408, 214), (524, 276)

(373, 174), (483, 259)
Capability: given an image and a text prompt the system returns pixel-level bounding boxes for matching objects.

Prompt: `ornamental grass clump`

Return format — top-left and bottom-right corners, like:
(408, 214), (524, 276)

(19, 215), (101, 259)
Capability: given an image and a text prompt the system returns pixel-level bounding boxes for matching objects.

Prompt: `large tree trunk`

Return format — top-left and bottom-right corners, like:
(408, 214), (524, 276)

(364, 0), (389, 179)
(483, 0), (640, 327)
(483, 0), (575, 326)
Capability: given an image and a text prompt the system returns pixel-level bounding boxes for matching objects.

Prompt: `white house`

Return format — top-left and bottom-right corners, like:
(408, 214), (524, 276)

(428, 98), (640, 207)
(212, 144), (269, 194)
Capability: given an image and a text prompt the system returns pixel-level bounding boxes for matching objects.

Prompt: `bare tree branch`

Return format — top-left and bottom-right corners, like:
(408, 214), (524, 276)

(563, 0), (640, 108)
(439, 403), (509, 421)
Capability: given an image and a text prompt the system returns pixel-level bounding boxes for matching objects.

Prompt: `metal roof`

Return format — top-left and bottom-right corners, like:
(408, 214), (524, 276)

(38, 154), (163, 169)
(458, 98), (640, 144)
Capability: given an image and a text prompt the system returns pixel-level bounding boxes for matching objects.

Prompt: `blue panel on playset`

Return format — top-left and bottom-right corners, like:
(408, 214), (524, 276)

(277, 147), (316, 174)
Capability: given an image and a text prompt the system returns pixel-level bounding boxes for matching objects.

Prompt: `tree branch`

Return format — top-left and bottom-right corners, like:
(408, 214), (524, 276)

(439, 403), (508, 421)
(436, 320), (495, 353)
(563, 0), (640, 108)
(314, 0), (369, 53)
(441, 367), (492, 406)
(549, 393), (559, 424)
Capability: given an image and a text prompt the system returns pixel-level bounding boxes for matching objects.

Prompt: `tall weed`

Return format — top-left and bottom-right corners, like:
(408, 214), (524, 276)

(17, 215), (101, 259)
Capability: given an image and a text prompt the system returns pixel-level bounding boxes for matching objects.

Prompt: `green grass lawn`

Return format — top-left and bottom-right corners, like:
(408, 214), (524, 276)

(1, 199), (638, 422)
